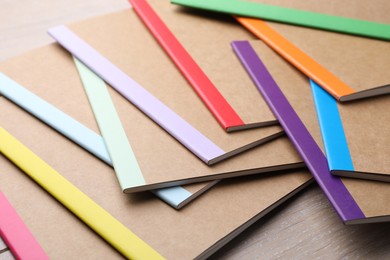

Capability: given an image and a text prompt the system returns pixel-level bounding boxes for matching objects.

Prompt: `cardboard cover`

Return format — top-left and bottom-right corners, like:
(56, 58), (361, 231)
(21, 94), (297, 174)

(131, 0), (277, 130)
(233, 40), (390, 224)
(129, 0), (247, 131)
(170, 0), (390, 101)
(0, 42), (304, 192)
(171, 0), (390, 40)
(232, 0), (390, 102)
(49, 8), (290, 166)
(311, 80), (390, 182)
(0, 127), (164, 259)
(51, 25), (238, 166)
(0, 141), (311, 259)
(0, 72), (217, 209)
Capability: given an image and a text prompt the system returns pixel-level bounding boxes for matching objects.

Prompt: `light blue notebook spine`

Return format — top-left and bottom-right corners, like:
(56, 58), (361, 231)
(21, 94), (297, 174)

(310, 80), (354, 172)
(0, 73), (192, 208)
(152, 188), (192, 208)
(0, 73), (111, 165)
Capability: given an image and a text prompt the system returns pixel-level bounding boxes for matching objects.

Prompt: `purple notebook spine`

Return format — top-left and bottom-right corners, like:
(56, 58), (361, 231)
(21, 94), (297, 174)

(231, 40), (364, 222)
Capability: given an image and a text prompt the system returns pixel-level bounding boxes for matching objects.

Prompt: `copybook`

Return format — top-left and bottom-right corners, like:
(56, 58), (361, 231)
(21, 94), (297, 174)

(171, 0), (390, 101)
(49, 9), (286, 166)
(127, 0), (278, 131)
(0, 43), (304, 192)
(172, 0), (390, 40)
(237, 17), (390, 102)
(1, 127), (311, 259)
(232, 40), (390, 224)
(0, 71), (216, 208)
(311, 81), (390, 182)
(0, 54), (221, 209)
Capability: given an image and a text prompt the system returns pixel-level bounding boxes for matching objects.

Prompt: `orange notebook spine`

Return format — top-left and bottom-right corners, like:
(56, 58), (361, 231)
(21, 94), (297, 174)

(236, 17), (356, 100)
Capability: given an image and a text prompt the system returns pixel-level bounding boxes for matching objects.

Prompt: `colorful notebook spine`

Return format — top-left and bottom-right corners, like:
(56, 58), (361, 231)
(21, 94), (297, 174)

(129, 0), (244, 131)
(171, 0), (390, 40)
(74, 58), (146, 192)
(310, 80), (354, 173)
(312, 79), (390, 182)
(0, 191), (48, 259)
(235, 17), (356, 101)
(0, 73), (192, 207)
(231, 40), (365, 222)
(48, 25), (227, 165)
(152, 185), (195, 209)
(0, 73), (111, 164)
(0, 127), (164, 259)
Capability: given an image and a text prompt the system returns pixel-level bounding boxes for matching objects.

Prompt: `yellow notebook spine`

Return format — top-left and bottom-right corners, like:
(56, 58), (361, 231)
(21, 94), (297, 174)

(0, 127), (164, 260)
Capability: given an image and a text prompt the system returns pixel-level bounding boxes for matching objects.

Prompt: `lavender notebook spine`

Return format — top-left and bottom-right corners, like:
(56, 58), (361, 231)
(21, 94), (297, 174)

(48, 25), (225, 164)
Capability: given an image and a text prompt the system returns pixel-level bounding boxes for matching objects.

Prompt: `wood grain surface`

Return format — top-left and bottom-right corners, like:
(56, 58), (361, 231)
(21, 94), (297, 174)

(1, 1), (389, 259)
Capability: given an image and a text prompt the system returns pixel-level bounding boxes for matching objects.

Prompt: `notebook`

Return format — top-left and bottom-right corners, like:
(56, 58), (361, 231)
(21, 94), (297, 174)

(0, 127), (164, 259)
(75, 58), (222, 207)
(170, 0), (390, 101)
(236, 16), (390, 102)
(232, 40), (390, 224)
(311, 80), (390, 182)
(0, 43), (304, 192)
(0, 71), (219, 209)
(124, 0), (278, 131)
(49, 9), (287, 166)
(171, 0), (390, 40)
(1, 126), (311, 259)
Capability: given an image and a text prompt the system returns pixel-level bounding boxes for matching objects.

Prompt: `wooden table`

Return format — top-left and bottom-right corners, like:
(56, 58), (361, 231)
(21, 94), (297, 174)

(1, 1), (389, 259)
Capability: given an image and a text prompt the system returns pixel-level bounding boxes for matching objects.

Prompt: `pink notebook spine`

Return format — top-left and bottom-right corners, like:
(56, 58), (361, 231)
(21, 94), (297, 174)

(0, 191), (48, 259)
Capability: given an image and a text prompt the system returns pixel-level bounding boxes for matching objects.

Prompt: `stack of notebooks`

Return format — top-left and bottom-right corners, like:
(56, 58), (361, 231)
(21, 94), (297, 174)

(0, 0), (389, 258)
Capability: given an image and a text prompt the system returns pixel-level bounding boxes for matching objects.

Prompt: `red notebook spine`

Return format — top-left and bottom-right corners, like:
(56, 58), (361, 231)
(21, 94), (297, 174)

(129, 0), (244, 130)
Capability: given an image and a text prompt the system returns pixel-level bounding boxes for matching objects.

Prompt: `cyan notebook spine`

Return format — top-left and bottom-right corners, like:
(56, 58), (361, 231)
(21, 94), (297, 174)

(310, 80), (354, 172)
